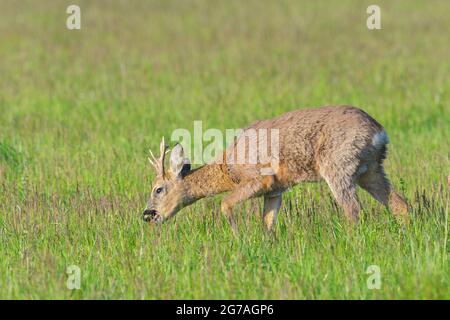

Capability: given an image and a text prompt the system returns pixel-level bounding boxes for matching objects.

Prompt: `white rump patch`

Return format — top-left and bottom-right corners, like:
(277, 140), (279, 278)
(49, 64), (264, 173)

(372, 130), (389, 150)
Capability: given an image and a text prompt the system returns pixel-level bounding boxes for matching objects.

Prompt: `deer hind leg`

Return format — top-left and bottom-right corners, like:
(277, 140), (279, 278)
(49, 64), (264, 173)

(322, 171), (360, 223)
(263, 193), (283, 231)
(221, 178), (268, 233)
(357, 164), (409, 221)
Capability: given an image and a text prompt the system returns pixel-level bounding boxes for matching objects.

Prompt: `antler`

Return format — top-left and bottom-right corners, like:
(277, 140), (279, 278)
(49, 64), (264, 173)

(148, 137), (169, 178)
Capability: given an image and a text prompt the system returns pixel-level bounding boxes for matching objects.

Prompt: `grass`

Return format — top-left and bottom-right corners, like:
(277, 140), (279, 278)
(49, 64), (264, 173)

(0, 0), (448, 299)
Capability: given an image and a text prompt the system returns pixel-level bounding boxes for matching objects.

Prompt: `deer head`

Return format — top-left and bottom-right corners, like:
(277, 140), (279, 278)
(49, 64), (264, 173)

(142, 138), (191, 223)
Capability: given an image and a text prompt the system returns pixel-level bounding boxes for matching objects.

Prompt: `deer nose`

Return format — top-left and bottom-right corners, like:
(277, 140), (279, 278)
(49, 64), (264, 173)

(142, 209), (157, 222)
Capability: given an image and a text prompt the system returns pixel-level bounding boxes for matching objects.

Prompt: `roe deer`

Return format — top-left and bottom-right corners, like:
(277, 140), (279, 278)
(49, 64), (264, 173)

(142, 106), (409, 231)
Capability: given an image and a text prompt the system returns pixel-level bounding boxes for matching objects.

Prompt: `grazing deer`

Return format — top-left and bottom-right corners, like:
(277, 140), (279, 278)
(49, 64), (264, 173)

(143, 106), (408, 231)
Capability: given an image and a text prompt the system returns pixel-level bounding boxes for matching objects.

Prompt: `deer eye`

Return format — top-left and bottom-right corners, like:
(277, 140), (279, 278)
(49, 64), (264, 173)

(155, 187), (163, 194)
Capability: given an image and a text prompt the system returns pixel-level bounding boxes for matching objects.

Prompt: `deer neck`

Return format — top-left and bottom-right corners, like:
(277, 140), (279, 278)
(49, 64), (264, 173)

(182, 164), (234, 202)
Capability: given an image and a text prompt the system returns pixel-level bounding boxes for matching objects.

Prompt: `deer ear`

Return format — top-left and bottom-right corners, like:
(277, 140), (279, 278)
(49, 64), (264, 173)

(170, 144), (190, 178)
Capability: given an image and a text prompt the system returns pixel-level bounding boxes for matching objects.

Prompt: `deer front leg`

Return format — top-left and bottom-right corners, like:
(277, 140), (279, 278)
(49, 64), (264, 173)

(221, 179), (266, 233)
(263, 193), (283, 231)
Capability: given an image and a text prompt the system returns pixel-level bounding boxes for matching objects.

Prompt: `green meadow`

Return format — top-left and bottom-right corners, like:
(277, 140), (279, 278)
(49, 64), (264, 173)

(0, 0), (448, 299)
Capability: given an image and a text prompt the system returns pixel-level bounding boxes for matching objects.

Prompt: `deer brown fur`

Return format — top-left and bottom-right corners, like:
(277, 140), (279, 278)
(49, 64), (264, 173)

(143, 106), (409, 231)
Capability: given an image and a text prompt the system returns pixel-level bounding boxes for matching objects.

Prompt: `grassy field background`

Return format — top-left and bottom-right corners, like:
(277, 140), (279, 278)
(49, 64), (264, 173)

(0, 0), (448, 299)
